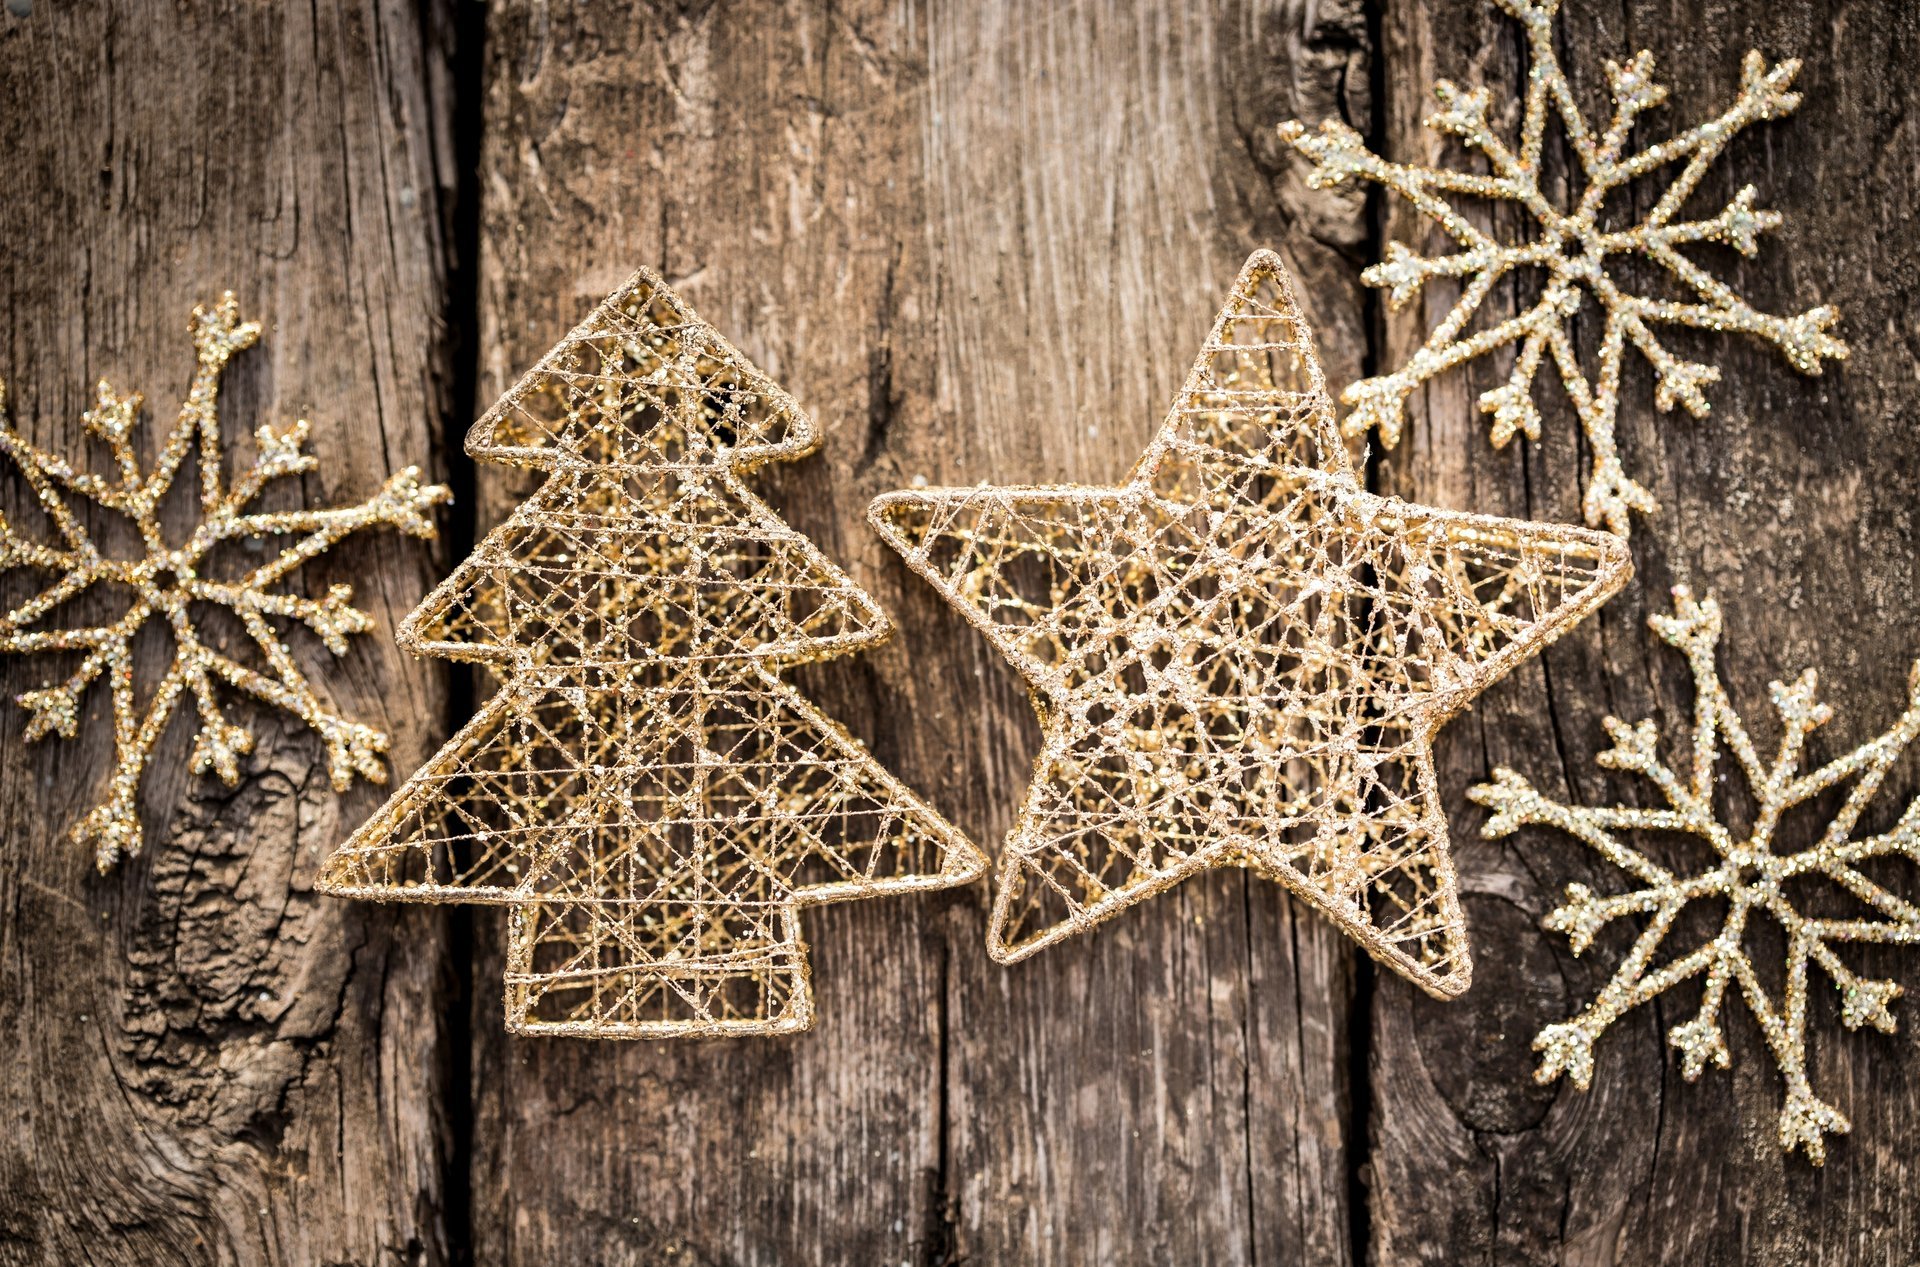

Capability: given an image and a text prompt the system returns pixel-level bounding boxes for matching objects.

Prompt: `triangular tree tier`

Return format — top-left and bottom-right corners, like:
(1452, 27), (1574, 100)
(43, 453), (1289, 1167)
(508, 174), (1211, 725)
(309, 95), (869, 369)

(406, 460), (888, 666)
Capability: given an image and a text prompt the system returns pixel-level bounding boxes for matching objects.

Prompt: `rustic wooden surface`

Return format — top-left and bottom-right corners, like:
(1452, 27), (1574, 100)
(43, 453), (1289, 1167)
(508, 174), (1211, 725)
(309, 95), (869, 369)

(0, 1), (463, 1264)
(3, 0), (1917, 1263)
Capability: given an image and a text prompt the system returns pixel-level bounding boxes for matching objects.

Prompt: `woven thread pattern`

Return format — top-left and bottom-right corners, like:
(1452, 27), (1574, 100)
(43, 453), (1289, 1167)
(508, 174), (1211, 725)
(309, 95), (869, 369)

(872, 252), (1631, 996)
(319, 270), (984, 1037)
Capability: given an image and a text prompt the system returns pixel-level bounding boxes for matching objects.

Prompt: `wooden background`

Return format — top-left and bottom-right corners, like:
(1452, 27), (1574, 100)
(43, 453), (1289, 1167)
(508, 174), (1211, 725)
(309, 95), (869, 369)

(3, 0), (1917, 1262)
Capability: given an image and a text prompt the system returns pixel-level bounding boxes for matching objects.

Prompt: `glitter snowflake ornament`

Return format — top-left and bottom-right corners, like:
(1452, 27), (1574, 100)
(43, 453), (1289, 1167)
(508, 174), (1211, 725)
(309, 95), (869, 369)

(1279, 0), (1847, 536)
(872, 251), (1629, 996)
(0, 294), (451, 870)
(1472, 589), (1920, 1163)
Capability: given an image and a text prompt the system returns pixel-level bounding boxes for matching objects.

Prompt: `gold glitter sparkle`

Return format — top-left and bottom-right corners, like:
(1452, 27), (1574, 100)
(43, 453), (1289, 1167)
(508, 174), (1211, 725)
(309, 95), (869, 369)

(0, 294), (450, 871)
(1473, 588), (1920, 1164)
(871, 251), (1629, 997)
(1280, 0), (1846, 536)
(316, 269), (984, 1038)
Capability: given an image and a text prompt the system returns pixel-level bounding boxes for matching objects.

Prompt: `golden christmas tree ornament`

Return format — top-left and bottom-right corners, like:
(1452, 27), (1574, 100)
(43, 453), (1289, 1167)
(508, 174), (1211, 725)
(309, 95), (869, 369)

(317, 269), (985, 1038)
(1279, 0), (1847, 536)
(870, 250), (1630, 996)
(0, 294), (450, 871)
(1473, 589), (1920, 1164)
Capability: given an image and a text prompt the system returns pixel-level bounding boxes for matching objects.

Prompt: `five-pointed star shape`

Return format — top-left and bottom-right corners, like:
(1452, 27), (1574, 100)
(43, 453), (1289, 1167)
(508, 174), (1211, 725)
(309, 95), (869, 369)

(869, 251), (1631, 996)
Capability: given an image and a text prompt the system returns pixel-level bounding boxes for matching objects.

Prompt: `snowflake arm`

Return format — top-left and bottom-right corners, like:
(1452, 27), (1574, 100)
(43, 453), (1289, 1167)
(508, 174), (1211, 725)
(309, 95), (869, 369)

(0, 429), (143, 516)
(1282, 118), (1520, 241)
(217, 616), (389, 790)
(0, 294), (450, 870)
(223, 419), (320, 511)
(1625, 53), (1805, 221)
(194, 580), (374, 655)
(1280, 0), (1847, 536)
(1471, 588), (1920, 1163)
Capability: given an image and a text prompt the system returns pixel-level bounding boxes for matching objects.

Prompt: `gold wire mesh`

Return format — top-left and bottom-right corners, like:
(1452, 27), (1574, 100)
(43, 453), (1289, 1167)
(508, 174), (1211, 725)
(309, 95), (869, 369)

(870, 251), (1632, 997)
(318, 270), (985, 1038)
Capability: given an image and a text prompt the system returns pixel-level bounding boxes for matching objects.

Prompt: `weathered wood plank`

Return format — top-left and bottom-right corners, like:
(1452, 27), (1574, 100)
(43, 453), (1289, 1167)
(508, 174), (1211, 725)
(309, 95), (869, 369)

(1359, 0), (1920, 1261)
(0, 1), (459, 1263)
(467, 7), (954, 1260)
(913, 4), (1367, 1263)
(467, 2), (1365, 1262)
(11, 0), (1913, 1261)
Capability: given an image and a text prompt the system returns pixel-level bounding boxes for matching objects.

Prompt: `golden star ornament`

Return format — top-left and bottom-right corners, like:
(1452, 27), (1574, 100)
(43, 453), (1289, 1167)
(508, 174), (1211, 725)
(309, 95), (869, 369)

(870, 251), (1631, 995)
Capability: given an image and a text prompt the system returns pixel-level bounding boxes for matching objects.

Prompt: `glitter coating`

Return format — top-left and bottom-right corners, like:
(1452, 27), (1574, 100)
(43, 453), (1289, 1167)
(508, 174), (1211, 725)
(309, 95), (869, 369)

(870, 251), (1631, 996)
(316, 269), (985, 1038)
(0, 294), (450, 870)
(1279, 0), (1846, 536)
(1474, 588), (1920, 1163)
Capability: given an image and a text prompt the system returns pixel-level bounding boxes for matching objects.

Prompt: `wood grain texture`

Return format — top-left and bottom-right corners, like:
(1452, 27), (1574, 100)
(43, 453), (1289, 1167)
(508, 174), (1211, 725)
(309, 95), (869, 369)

(466, 2), (1361, 1263)
(0, 1), (460, 1263)
(5, 0), (1918, 1263)
(1359, 0), (1920, 1262)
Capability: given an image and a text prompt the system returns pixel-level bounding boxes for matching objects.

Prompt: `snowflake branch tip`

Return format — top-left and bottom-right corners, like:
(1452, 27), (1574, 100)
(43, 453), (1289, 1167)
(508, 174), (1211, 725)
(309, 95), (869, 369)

(1780, 1091), (1848, 1164)
(18, 683), (82, 741)
(1340, 376), (1414, 448)
(83, 382), (144, 448)
(1480, 377), (1544, 448)
(1468, 766), (1544, 838)
(1543, 882), (1612, 954)
(318, 717), (392, 791)
(1769, 668), (1834, 735)
(74, 796), (142, 873)
(310, 584), (376, 655)
(1775, 307), (1848, 375)
(370, 466), (451, 538)
(1650, 586), (1720, 648)
(253, 419), (318, 479)
(1277, 118), (1375, 190)
(1741, 51), (1804, 120)
(1838, 975), (1901, 1033)
(1425, 81), (1494, 142)
(1596, 716), (1665, 777)
(190, 291), (262, 367)
(1668, 1014), (1731, 1079)
(1361, 241), (1447, 311)
(191, 718), (256, 785)
(1533, 1020), (1597, 1089)
(1605, 52), (1669, 122)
